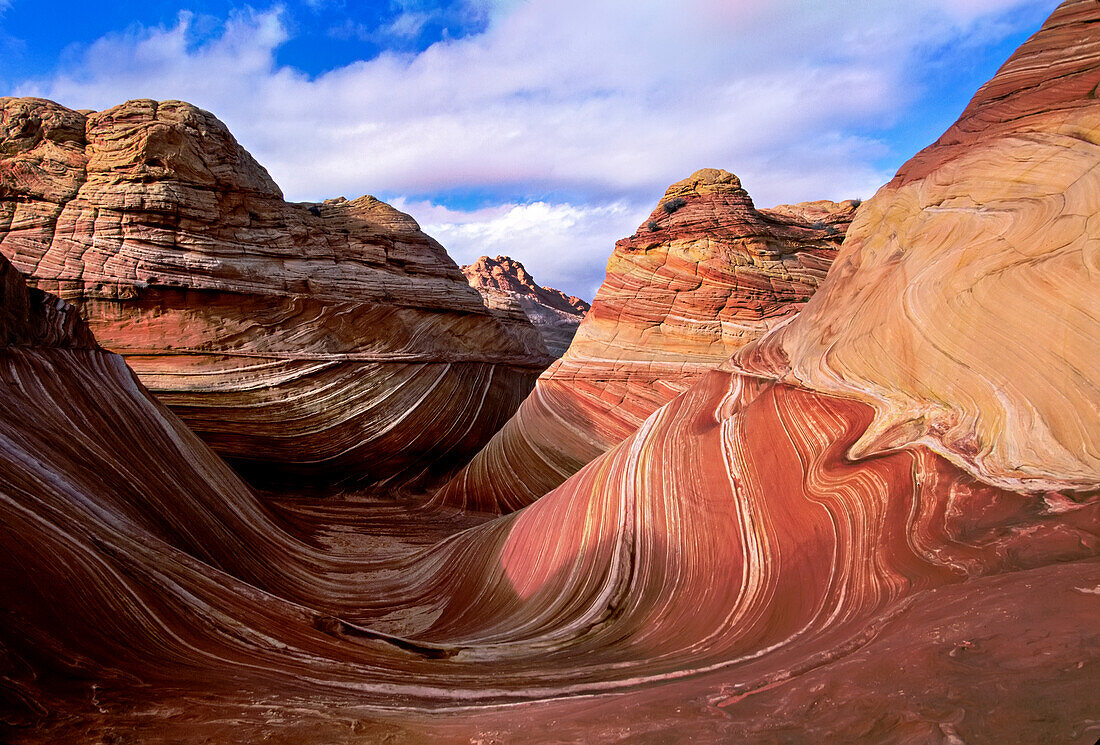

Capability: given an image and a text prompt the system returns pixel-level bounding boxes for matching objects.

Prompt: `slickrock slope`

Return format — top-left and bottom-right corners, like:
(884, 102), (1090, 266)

(463, 254), (590, 357)
(2, 3), (1098, 744)
(0, 98), (552, 491)
(436, 169), (856, 511)
(0, 251), (323, 721)
(0, 248), (500, 731)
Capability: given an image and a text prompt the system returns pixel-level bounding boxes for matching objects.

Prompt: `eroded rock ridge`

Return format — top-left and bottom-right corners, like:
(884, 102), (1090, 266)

(0, 97), (553, 491)
(462, 254), (590, 357)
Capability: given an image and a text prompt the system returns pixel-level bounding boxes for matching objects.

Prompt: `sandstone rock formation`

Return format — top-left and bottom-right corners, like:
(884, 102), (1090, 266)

(436, 169), (856, 511)
(0, 247), (95, 349)
(0, 98), (552, 491)
(462, 254), (590, 357)
(734, 0), (1100, 494)
(1, 2), (1097, 743)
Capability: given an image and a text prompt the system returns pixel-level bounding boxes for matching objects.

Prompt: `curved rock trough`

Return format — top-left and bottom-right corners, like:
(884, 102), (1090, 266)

(0, 1), (1097, 742)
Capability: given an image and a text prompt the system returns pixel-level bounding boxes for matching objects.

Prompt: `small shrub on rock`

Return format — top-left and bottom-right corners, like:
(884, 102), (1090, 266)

(662, 197), (687, 215)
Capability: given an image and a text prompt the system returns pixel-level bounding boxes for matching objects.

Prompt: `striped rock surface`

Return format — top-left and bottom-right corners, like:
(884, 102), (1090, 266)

(734, 0), (1100, 494)
(0, 97), (552, 491)
(1, 2), (1098, 743)
(2, 244), (1096, 745)
(435, 169), (856, 511)
(462, 254), (590, 357)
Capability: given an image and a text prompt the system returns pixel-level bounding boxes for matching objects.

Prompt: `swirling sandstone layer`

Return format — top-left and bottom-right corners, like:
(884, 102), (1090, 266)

(4, 351), (1096, 742)
(3, 223), (1095, 743)
(1, 2), (1098, 743)
(463, 255), (590, 357)
(735, 0), (1100, 493)
(436, 169), (855, 511)
(0, 98), (552, 491)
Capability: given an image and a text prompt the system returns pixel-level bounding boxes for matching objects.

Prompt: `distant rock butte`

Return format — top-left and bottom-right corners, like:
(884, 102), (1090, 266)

(435, 168), (857, 512)
(0, 97), (553, 492)
(462, 255), (590, 357)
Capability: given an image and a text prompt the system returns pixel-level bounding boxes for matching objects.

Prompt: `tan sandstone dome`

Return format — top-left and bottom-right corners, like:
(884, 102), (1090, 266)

(0, 98), (553, 491)
(735, 0), (1100, 494)
(435, 168), (856, 511)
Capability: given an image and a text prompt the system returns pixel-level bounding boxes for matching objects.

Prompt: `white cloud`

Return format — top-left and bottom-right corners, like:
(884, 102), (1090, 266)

(37, 9), (291, 101)
(385, 11), (431, 38)
(393, 197), (644, 298)
(329, 2), (490, 44)
(8, 0), (1061, 297)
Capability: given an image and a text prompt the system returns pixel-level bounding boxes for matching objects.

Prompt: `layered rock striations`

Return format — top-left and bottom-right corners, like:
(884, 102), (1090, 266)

(462, 254), (590, 357)
(409, 4), (1098, 736)
(0, 248), (95, 349)
(0, 3), (1098, 743)
(436, 169), (856, 511)
(0, 251), (308, 713)
(735, 0), (1100, 493)
(0, 252), (432, 614)
(0, 98), (552, 491)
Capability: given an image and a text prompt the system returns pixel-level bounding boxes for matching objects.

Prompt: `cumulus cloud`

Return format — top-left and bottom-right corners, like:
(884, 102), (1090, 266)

(394, 197), (644, 297)
(8, 0), (1060, 297)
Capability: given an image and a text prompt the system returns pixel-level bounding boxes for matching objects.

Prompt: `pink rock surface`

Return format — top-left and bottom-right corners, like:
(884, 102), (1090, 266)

(436, 169), (855, 511)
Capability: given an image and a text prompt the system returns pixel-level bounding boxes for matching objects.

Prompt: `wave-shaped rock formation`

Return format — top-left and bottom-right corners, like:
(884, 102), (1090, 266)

(1, 2), (1098, 743)
(1, 248), (95, 349)
(735, 2), (1100, 494)
(463, 254), (590, 357)
(0, 98), (552, 491)
(436, 169), (856, 511)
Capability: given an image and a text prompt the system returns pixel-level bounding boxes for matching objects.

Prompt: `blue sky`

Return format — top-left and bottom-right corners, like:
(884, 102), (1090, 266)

(0, 0), (1062, 298)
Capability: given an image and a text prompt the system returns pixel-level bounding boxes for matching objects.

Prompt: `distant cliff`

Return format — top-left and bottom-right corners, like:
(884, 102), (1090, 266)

(462, 254), (589, 357)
